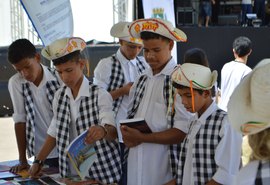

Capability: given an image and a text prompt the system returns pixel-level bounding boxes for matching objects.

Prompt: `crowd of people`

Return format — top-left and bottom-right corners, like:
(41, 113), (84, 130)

(6, 18), (270, 185)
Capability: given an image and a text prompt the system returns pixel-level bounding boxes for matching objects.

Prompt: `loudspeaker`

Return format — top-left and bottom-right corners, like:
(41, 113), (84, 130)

(177, 7), (194, 25)
(218, 15), (240, 26)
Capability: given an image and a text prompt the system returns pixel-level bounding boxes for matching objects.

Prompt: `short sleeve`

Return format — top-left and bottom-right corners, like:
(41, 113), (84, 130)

(8, 74), (26, 123)
(93, 57), (113, 89)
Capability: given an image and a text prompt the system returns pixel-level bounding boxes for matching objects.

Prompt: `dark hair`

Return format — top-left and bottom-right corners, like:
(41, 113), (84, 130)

(8, 39), (37, 64)
(183, 48), (209, 67)
(233, 36), (252, 57)
(140, 31), (171, 42)
(52, 50), (80, 66)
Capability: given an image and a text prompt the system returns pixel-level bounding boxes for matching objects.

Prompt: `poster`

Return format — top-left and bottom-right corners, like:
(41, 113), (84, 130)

(20, 0), (73, 46)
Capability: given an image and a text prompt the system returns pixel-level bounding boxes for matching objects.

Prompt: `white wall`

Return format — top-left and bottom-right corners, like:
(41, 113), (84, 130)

(0, 0), (11, 46)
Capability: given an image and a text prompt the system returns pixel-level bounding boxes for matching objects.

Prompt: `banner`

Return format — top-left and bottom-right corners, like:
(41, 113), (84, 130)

(20, 0), (73, 46)
(142, 0), (178, 61)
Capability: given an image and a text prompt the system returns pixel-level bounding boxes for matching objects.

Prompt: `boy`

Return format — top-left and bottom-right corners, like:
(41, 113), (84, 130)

(169, 63), (242, 184)
(219, 36), (252, 111)
(120, 18), (191, 185)
(29, 37), (121, 184)
(8, 39), (61, 172)
(94, 21), (148, 141)
(227, 59), (270, 185)
(93, 21), (149, 184)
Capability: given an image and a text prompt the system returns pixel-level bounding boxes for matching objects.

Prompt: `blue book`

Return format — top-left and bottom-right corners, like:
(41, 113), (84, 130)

(65, 130), (97, 180)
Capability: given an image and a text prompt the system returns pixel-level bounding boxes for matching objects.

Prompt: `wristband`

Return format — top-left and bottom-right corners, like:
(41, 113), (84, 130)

(33, 159), (44, 166)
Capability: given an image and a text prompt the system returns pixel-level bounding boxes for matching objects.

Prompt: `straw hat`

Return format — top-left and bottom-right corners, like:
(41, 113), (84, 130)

(42, 37), (86, 61)
(110, 22), (143, 45)
(129, 18), (187, 42)
(228, 59), (270, 135)
(171, 63), (217, 90)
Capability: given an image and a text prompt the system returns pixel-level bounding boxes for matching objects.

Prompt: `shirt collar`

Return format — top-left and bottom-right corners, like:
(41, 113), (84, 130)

(145, 57), (177, 77)
(65, 76), (90, 100)
(116, 49), (137, 66)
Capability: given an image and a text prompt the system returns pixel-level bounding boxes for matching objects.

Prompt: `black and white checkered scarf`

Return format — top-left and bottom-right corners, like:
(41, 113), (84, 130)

(125, 74), (178, 176)
(108, 55), (146, 115)
(55, 83), (121, 184)
(255, 160), (270, 185)
(176, 109), (226, 185)
(22, 68), (60, 157)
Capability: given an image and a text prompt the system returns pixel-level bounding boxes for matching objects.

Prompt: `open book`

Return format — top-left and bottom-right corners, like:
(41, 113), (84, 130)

(65, 130), (97, 180)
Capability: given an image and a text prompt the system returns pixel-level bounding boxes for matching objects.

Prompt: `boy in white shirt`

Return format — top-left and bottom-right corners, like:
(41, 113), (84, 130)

(219, 36), (252, 111)
(93, 21), (149, 185)
(8, 39), (61, 172)
(168, 63), (242, 185)
(29, 37), (121, 184)
(120, 18), (191, 185)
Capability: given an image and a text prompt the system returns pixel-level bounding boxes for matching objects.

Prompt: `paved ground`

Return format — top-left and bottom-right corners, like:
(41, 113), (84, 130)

(0, 117), (18, 162)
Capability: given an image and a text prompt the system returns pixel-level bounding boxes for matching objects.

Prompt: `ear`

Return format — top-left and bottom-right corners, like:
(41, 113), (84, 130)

(79, 58), (86, 70)
(119, 40), (124, 46)
(35, 53), (41, 63)
(203, 90), (211, 98)
(169, 40), (174, 51)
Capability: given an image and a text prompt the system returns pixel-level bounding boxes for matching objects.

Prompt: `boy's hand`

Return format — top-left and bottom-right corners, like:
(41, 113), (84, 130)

(10, 162), (30, 173)
(122, 82), (133, 95)
(121, 125), (142, 147)
(28, 163), (42, 178)
(85, 126), (106, 144)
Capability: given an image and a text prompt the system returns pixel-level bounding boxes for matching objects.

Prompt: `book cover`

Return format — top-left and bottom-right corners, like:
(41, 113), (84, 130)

(65, 130), (97, 180)
(0, 165), (10, 172)
(119, 118), (152, 134)
(0, 171), (19, 180)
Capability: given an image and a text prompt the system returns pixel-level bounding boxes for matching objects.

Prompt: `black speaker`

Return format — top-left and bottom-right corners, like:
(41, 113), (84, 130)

(177, 7), (194, 25)
(218, 15), (240, 26)
(177, 0), (191, 7)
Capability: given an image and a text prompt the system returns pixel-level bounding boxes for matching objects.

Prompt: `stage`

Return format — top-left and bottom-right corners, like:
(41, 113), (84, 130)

(177, 26), (270, 83)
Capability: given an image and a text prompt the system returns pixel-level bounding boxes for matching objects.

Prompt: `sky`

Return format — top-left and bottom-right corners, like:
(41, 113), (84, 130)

(0, 0), (133, 46)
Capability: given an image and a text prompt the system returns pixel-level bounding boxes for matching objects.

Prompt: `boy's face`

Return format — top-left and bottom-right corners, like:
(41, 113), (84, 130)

(120, 40), (143, 60)
(177, 87), (209, 115)
(143, 38), (173, 75)
(12, 54), (41, 83)
(55, 59), (85, 89)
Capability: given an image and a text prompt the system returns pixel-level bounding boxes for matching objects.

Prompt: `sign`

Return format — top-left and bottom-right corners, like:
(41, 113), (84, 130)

(142, 0), (178, 61)
(20, 0), (73, 46)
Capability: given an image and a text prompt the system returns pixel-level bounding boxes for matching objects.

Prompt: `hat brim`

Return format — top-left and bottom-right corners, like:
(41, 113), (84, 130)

(228, 66), (270, 135)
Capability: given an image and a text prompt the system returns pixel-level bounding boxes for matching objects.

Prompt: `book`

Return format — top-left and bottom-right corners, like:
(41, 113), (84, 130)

(0, 171), (19, 180)
(65, 130), (97, 180)
(0, 165), (10, 172)
(119, 118), (152, 134)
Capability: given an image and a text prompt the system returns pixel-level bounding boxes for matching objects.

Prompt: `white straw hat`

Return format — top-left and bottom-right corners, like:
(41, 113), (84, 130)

(228, 59), (270, 135)
(42, 37), (86, 61)
(110, 22), (143, 45)
(171, 63), (217, 90)
(129, 18), (187, 42)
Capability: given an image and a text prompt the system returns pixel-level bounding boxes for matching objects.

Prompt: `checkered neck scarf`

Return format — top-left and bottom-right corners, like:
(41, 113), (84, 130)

(164, 75), (179, 177)
(125, 75), (178, 175)
(255, 160), (270, 185)
(22, 67), (60, 157)
(176, 109), (226, 185)
(55, 83), (121, 183)
(108, 55), (146, 115)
